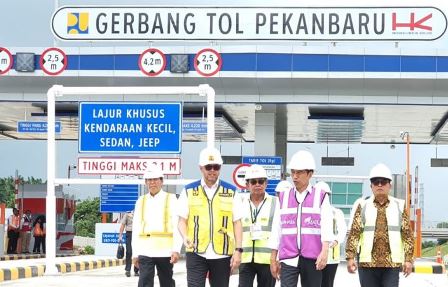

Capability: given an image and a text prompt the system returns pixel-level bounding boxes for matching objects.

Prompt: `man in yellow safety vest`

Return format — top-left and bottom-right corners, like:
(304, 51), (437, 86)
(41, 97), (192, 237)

(178, 147), (243, 287)
(239, 164), (278, 287)
(346, 163), (414, 287)
(132, 165), (182, 287)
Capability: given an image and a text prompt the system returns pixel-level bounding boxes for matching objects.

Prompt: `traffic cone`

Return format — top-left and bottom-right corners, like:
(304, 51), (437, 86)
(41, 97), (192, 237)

(436, 249), (442, 264)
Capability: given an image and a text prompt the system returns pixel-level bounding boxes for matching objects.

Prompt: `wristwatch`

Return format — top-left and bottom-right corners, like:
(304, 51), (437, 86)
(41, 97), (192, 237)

(234, 248), (243, 253)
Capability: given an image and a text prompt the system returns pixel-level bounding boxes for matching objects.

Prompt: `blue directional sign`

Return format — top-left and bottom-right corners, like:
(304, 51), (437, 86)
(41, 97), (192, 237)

(102, 232), (126, 244)
(242, 156), (283, 195)
(79, 102), (182, 153)
(100, 184), (139, 213)
(17, 121), (61, 133)
(182, 122), (207, 134)
(242, 156), (282, 165)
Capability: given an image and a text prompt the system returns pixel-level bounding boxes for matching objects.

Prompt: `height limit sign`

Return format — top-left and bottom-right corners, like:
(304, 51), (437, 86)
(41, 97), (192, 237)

(194, 48), (222, 77)
(138, 48), (166, 77)
(40, 47), (67, 76)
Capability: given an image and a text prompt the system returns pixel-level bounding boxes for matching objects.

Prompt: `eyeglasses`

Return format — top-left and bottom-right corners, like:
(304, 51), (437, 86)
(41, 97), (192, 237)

(204, 164), (221, 171)
(249, 178), (266, 185)
(371, 178), (390, 186)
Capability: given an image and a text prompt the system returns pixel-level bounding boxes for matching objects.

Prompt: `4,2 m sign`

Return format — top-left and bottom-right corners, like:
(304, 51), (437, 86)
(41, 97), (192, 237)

(79, 102), (182, 153)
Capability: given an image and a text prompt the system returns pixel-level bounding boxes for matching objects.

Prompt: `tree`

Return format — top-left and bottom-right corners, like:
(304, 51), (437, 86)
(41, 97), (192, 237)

(0, 176), (45, 207)
(73, 198), (101, 237)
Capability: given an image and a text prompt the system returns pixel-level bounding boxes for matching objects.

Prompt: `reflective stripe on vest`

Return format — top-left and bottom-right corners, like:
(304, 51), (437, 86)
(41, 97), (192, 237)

(139, 192), (173, 250)
(278, 187), (325, 260)
(328, 209), (340, 264)
(359, 196), (404, 263)
(241, 195), (276, 264)
(186, 181), (236, 255)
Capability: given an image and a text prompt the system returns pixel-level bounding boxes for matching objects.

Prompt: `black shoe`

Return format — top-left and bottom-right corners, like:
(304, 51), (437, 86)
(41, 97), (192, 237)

(125, 271), (131, 277)
(134, 272), (139, 276)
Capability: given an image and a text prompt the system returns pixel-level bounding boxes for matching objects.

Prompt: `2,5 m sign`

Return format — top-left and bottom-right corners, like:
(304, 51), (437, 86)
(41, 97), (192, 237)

(79, 102), (182, 153)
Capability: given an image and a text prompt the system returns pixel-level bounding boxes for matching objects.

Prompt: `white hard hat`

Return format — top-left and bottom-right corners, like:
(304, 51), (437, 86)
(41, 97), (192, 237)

(198, 147), (223, 166)
(287, 150), (316, 170)
(275, 180), (293, 193)
(369, 163), (393, 181)
(314, 181), (331, 194)
(245, 164), (268, 180)
(143, 165), (164, 179)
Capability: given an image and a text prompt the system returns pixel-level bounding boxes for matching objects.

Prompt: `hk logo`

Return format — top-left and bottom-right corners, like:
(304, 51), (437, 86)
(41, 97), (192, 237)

(67, 12), (89, 34)
(392, 12), (432, 31)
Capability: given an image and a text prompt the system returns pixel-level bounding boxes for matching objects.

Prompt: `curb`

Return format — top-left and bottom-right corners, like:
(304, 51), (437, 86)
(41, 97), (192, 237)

(0, 258), (125, 282)
(413, 263), (446, 274)
(0, 254), (75, 261)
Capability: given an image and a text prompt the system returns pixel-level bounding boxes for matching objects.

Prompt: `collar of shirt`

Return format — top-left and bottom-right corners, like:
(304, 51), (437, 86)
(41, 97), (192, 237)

(201, 178), (220, 199)
(147, 189), (164, 198)
(294, 184), (312, 203)
(373, 197), (390, 207)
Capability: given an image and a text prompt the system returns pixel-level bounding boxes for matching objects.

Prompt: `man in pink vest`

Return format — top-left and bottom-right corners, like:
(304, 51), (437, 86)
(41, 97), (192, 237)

(20, 210), (32, 253)
(269, 150), (333, 287)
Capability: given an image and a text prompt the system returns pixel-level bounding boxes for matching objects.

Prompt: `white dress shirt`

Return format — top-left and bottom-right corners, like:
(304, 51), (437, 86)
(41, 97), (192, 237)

(177, 178), (243, 259)
(132, 190), (183, 258)
(268, 183), (334, 267)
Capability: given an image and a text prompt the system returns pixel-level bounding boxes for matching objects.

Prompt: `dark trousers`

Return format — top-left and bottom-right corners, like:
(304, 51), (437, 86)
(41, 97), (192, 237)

(186, 252), (231, 287)
(358, 267), (400, 287)
(280, 256), (322, 287)
(238, 262), (276, 287)
(138, 256), (175, 287)
(33, 236), (46, 253)
(125, 231), (138, 273)
(322, 263), (338, 287)
(7, 230), (19, 254)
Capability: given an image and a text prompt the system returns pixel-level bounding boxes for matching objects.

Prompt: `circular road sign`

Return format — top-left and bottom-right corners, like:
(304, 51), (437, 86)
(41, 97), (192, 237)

(0, 47), (13, 75)
(194, 48), (222, 77)
(232, 163), (251, 190)
(138, 48), (166, 76)
(40, 47), (67, 76)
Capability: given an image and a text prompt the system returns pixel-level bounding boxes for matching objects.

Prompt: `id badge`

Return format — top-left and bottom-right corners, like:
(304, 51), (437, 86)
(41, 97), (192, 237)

(250, 223), (263, 240)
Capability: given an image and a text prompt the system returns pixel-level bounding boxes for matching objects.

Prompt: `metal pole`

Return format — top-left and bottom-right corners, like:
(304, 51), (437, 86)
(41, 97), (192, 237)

(45, 85), (59, 275)
(406, 133), (411, 216)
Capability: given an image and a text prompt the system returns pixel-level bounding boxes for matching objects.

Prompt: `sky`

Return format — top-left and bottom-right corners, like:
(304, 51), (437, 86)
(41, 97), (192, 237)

(1, 140), (447, 223)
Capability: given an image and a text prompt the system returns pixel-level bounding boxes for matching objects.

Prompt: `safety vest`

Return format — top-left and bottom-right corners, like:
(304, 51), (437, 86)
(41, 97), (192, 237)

(185, 180), (236, 255)
(8, 215), (20, 231)
(327, 208), (341, 264)
(241, 194), (276, 264)
(359, 196), (405, 264)
(33, 222), (44, 237)
(138, 191), (173, 250)
(278, 186), (326, 260)
(21, 215), (32, 232)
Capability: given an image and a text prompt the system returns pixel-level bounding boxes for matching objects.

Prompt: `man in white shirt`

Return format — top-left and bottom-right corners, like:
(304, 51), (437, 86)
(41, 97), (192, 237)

(269, 150), (333, 287)
(132, 165), (182, 287)
(20, 209), (33, 254)
(178, 147), (243, 287)
(314, 181), (347, 287)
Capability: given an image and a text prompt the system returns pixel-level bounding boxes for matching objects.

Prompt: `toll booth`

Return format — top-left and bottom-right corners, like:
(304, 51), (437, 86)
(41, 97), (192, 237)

(16, 184), (76, 252)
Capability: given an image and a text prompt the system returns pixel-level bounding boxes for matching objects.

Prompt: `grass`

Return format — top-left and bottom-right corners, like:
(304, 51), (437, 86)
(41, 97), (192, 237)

(421, 241), (448, 257)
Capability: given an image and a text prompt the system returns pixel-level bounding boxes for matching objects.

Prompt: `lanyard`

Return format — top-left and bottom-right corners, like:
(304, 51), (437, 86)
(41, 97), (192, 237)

(249, 198), (267, 223)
